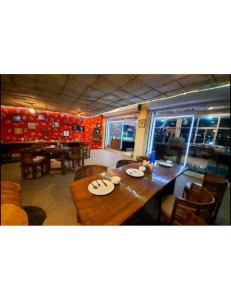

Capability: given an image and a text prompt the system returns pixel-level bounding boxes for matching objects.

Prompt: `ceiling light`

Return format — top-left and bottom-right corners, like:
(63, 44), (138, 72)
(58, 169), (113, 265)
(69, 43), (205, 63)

(29, 107), (35, 114)
(208, 107), (213, 110)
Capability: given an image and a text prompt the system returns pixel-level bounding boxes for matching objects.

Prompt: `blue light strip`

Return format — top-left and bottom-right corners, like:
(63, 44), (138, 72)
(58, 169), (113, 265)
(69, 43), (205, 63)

(183, 115), (195, 167)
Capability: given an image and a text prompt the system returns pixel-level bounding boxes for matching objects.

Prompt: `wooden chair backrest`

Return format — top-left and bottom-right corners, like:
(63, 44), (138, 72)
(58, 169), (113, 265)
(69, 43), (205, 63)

(171, 184), (215, 225)
(21, 149), (34, 165)
(74, 165), (108, 181)
(116, 160), (137, 168)
(136, 156), (150, 162)
(202, 172), (228, 221)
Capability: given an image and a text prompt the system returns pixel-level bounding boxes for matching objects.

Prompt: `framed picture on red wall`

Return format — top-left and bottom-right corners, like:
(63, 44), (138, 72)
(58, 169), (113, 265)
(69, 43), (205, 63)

(28, 122), (36, 129)
(14, 128), (23, 135)
(52, 122), (59, 128)
(38, 114), (47, 120)
(12, 115), (22, 122)
(63, 131), (69, 137)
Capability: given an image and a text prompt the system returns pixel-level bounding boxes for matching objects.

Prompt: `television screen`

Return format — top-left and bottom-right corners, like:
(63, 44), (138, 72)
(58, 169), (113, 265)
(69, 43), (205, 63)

(12, 115), (22, 122)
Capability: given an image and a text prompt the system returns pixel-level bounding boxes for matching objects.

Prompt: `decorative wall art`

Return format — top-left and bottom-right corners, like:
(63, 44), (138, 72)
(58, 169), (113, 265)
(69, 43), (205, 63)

(14, 128), (23, 135)
(138, 119), (146, 128)
(12, 115), (22, 122)
(63, 131), (69, 137)
(52, 122), (59, 128)
(28, 122), (36, 129)
(1, 105), (104, 149)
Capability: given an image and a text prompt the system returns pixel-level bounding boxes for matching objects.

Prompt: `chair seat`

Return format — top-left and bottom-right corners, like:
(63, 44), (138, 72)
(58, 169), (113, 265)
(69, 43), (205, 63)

(1, 181), (21, 193)
(161, 194), (176, 222)
(32, 156), (45, 164)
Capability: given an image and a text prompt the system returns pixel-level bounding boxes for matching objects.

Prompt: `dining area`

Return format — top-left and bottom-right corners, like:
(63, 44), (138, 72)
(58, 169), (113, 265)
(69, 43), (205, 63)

(1, 74), (230, 226)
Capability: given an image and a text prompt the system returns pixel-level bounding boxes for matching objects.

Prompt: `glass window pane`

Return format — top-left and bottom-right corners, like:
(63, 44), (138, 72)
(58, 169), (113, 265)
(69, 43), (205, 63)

(155, 119), (165, 128)
(216, 129), (230, 147)
(109, 122), (122, 138)
(165, 119), (176, 127)
(181, 117), (193, 128)
(204, 129), (216, 144)
(219, 117), (230, 128)
(122, 124), (135, 140)
(198, 117), (218, 127)
(195, 129), (205, 143)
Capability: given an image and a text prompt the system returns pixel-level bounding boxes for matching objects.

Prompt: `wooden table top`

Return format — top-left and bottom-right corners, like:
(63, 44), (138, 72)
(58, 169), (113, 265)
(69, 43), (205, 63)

(70, 162), (187, 225)
(1, 204), (28, 226)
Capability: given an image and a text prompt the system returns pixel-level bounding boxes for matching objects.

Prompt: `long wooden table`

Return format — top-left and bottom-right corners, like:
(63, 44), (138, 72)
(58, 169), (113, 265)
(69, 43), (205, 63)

(70, 162), (187, 225)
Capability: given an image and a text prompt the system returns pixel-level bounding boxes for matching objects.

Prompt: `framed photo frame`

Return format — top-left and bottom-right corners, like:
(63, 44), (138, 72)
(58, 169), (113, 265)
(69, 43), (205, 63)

(63, 131), (69, 137)
(38, 114), (47, 121)
(12, 115), (22, 122)
(28, 122), (36, 129)
(14, 128), (23, 135)
(52, 122), (59, 128)
(138, 119), (146, 128)
(72, 124), (78, 130)
(77, 125), (85, 132)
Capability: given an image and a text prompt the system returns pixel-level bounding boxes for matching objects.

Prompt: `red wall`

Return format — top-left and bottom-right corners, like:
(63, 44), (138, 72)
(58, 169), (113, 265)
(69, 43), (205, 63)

(0, 106), (104, 149)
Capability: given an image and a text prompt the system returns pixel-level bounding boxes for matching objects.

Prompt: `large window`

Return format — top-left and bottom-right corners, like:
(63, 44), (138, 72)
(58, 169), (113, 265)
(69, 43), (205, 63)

(147, 113), (230, 178)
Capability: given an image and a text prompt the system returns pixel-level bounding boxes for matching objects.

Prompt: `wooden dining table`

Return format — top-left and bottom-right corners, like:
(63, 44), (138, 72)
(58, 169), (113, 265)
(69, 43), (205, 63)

(70, 162), (187, 225)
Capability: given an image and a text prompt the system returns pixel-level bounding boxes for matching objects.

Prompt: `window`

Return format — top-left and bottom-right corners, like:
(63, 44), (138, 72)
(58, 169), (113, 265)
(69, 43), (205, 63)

(204, 129), (216, 144)
(198, 117), (218, 127)
(195, 129), (205, 143)
(216, 129), (230, 147)
(219, 117), (230, 128)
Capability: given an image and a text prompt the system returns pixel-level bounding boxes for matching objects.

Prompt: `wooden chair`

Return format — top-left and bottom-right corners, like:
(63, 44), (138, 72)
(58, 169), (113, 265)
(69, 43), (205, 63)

(81, 144), (90, 159)
(136, 155), (150, 162)
(68, 146), (84, 171)
(184, 172), (228, 223)
(161, 183), (215, 225)
(20, 149), (46, 179)
(73, 165), (108, 181)
(116, 159), (137, 168)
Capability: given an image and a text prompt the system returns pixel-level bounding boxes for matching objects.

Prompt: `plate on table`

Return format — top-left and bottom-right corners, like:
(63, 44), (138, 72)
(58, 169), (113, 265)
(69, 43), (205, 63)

(126, 168), (144, 177)
(158, 161), (173, 167)
(88, 179), (114, 196)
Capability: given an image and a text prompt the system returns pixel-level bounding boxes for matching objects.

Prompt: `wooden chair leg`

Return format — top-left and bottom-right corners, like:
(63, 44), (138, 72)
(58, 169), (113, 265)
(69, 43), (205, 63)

(32, 166), (37, 179)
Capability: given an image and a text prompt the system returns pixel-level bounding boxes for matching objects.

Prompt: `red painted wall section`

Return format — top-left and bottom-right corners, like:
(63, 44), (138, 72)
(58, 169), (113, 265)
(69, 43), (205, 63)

(0, 106), (104, 149)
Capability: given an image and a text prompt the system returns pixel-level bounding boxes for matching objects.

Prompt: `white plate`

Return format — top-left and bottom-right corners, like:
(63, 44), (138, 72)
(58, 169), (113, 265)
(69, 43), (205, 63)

(126, 168), (144, 177)
(88, 179), (114, 196)
(158, 161), (173, 167)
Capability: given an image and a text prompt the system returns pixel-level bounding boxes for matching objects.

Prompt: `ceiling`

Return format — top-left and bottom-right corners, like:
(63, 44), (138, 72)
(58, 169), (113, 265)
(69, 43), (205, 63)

(1, 74), (230, 116)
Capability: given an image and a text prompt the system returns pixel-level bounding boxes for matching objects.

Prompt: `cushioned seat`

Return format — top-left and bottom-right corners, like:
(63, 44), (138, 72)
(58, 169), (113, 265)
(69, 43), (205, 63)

(1, 181), (21, 193)
(161, 194), (176, 222)
(32, 156), (45, 164)
(1, 192), (21, 206)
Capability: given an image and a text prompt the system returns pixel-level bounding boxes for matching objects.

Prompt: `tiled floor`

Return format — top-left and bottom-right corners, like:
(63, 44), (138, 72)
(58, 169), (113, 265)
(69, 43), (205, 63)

(1, 149), (230, 225)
